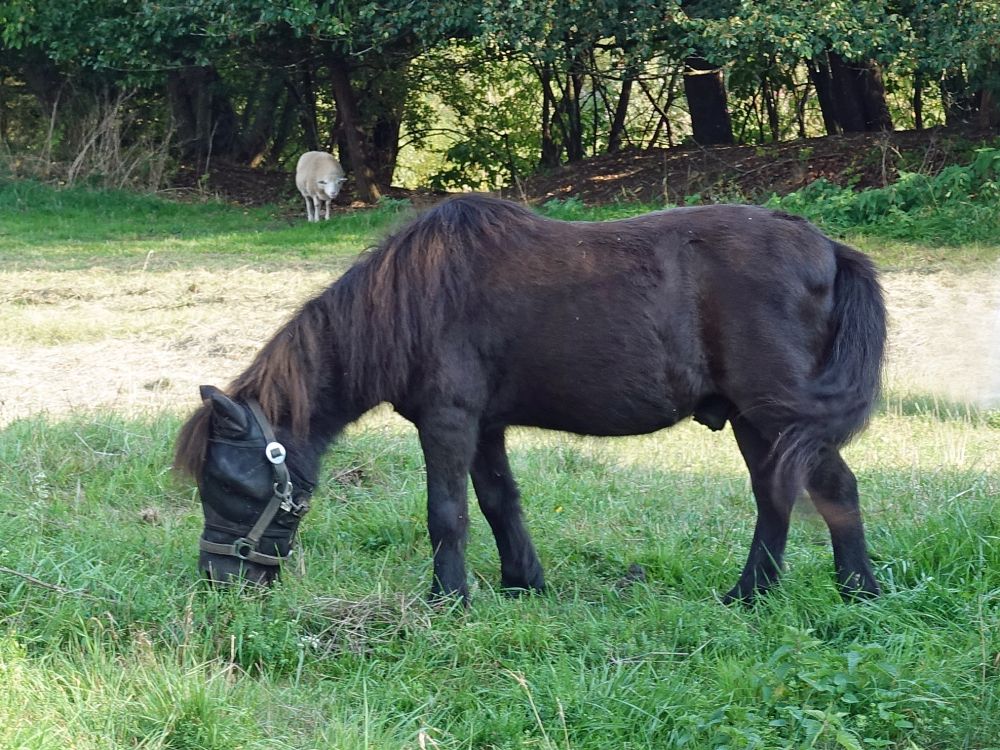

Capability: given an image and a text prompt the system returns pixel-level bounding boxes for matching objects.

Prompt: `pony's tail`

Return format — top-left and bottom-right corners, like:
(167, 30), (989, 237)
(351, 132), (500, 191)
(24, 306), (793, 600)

(773, 242), (887, 481)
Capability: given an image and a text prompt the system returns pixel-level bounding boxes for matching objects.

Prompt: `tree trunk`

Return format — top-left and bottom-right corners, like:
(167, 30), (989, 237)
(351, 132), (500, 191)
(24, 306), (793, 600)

(808, 57), (840, 135)
(827, 52), (867, 132)
(795, 79), (811, 138)
(607, 70), (635, 153)
(286, 80), (319, 152)
(357, 63), (410, 189)
(810, 53), (893, 134)
(940, 70), (976, 126)
(978, 87), (1000, 129)
(682, 55), (733, 145)
(762, 75), (780, 141)
(239, 69), (286, 165)
(18, 50), (65, 116)
(369, 114), (400, 188)
(328, 55), (381, 203)
(855, 59), (893, 131)
(267, 90), (297, 164)
(0, 71), (7, 144)
(538, 64), (561, 167)
(826, 52), (892, 133)
(166, 66), (242, 164)
(561, 50), (586, 162)
(560, 73), (585, 162)
(290, 55), (320, 152)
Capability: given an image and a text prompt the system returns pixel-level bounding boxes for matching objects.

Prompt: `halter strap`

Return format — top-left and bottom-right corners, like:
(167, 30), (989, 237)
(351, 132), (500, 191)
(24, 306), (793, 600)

(198, 398), (311, 567)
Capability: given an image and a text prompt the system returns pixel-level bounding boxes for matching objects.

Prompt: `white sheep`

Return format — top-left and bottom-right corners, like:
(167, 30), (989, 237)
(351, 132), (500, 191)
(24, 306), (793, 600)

(295, 151), (346, 222)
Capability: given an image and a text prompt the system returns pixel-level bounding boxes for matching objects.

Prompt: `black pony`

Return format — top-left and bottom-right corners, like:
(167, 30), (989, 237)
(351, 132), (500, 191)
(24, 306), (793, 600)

(175, 195), (886, 604)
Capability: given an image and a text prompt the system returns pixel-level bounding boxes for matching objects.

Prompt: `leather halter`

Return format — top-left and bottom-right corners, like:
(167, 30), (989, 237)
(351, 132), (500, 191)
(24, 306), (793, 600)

(198, 399), (310, 567)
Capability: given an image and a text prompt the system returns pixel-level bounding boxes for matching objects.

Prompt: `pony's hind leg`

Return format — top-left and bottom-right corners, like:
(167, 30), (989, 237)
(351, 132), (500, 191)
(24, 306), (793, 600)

(470, 428), (544, 594)
(724, 415), (800, 604)
(807, 450), (880, 600)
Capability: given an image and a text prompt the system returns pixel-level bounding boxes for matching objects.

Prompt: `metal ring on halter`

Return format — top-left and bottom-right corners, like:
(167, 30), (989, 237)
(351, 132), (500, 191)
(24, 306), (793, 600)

(232, 538), (255, 560)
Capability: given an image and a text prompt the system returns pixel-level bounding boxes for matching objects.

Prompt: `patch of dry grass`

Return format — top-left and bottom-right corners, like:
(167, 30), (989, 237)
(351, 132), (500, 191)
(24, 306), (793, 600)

(882, 267), (1000, 407)
(301, 592), (435, 656)
(2, 261), (998, 426)
(0, 267), (329, 424)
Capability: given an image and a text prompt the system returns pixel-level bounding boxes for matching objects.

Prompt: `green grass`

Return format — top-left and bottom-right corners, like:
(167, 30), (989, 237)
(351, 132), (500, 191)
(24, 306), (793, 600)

(1, 410), (998, 749)
(765, 147), (1000, 263)
(1, 180), (999, 749)
(0, 180), (412, 270)
(4, 179), (999, 273)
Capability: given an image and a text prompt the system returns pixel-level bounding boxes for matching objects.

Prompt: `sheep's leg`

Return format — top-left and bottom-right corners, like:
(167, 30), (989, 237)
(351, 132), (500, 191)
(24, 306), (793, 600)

(323, 199), (331, 220)
(304, 196), (314, 222)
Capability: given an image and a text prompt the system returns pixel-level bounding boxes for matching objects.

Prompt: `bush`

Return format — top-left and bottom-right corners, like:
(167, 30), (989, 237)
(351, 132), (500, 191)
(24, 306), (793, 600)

(767, 148), (1000, 245)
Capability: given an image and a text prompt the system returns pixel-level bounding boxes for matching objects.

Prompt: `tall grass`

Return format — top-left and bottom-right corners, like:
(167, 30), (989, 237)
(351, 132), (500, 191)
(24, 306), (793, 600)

(1, 405), (997, 749)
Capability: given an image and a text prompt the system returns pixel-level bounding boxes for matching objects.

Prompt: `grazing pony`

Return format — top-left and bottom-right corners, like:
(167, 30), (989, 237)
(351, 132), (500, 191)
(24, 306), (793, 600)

(175, 195), (886, 604)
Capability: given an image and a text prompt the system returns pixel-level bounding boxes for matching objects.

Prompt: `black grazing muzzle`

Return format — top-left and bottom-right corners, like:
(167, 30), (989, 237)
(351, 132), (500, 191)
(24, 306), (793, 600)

(197, 392), (313, 584)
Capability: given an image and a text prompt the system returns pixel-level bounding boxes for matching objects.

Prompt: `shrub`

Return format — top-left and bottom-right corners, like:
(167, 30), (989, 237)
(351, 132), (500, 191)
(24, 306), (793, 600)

(768, 148), (1000, 245)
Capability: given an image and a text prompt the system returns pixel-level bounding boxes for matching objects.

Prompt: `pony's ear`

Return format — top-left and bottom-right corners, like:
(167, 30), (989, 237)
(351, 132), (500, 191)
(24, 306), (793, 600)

(199, 385), (248, 436)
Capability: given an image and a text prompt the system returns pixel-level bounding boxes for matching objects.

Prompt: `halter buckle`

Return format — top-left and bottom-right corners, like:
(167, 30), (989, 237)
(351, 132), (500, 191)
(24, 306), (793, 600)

(278, 482), (309, 516)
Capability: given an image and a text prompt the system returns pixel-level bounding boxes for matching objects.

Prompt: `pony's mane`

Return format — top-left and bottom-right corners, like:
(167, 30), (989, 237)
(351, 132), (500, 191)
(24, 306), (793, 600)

(174, 195), (540, 478)
(332, 195), (540, 403)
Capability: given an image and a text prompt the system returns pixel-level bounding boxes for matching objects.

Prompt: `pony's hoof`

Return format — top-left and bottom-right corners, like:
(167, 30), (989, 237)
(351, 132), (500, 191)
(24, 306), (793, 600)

(838, 572), (880, 602)
(500, 568), (545, 595)
(429, 587), (470, 609)
(501, 583), (545, 598)
(721, 579), (772, 606)
(722, 587), (755, 606)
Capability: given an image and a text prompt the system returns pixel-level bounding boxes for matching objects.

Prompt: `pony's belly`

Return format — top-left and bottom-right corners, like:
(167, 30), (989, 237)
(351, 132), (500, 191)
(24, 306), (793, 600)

(503, 392), (692, 437)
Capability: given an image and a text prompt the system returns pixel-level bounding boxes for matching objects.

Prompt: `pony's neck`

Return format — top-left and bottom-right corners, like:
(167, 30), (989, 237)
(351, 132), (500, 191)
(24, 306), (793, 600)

(230, 284), (378, 443)
(231, 258), (398, 485)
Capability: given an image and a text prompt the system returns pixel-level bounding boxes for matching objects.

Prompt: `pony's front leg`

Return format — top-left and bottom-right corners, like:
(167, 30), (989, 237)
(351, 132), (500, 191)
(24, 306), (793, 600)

(418, 407), (478, 604)
(471, 428), (544, 594)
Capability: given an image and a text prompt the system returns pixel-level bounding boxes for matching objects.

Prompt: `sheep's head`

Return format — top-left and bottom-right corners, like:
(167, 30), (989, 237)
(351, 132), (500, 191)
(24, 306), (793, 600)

(318, 173), (346, 199)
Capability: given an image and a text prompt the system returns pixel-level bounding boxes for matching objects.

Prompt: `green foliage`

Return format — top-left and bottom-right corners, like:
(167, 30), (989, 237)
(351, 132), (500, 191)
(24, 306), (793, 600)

(417, 47), (543, 191)
(538, 196), (663, 221)
(769, 147), (1000, 245)
(3, 0), (1000, 187)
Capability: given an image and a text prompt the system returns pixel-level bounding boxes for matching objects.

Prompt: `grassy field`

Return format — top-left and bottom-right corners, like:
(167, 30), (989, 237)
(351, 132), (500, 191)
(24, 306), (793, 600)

(1, 182), (999, 749)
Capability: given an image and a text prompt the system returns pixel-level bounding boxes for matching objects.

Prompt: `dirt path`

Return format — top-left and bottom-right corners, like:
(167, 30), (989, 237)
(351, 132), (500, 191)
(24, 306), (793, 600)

(1, 265), (998, 426)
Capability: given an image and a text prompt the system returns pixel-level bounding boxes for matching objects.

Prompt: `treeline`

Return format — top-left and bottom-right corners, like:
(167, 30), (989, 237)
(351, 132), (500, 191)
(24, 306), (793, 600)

(0, 1), (997, 198)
